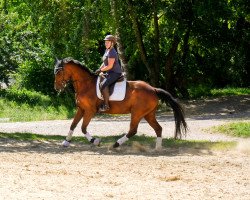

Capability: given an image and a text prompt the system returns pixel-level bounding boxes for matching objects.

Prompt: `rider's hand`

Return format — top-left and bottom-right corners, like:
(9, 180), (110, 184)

(95, 69), (101, 75)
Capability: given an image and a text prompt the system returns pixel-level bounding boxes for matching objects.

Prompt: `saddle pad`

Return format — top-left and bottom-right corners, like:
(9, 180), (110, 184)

(96, 76), (127, 101)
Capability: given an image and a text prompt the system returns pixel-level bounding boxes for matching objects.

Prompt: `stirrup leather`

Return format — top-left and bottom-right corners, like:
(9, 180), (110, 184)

(99, 104), (110, 112)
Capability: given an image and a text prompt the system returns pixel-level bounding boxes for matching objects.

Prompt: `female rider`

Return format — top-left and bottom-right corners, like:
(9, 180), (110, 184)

(96, 35), (122, 112)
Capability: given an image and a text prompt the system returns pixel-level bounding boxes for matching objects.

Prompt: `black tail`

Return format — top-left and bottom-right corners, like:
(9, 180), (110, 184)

(155, 88), (188, 139)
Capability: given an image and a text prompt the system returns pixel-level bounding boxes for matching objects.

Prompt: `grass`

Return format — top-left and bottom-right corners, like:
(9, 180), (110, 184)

(0, 88), (76, 122)
(0, 132), (236, 150)
(188, 86), (250, 99)
(0, 98), (75, 122)
(210, 122), (250, 138)
(210, 87), (250, 96)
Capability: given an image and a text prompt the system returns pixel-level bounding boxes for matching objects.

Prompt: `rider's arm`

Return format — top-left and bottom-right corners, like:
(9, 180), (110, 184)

(101, 58), (115, 72)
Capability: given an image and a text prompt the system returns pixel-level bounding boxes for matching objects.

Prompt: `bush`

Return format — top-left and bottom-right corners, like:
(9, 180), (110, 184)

(188, 85), (212, 99)
(0, 88), (51, 106)
(14, 58), (56, 96)
(1, 87), (76, 109)
(0, 88), (76, 121)
(188, 86), (250, 99)
(211, 87), (250, 96)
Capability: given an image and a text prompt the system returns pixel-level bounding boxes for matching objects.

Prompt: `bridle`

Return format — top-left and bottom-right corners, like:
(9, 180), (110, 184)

(54, 65), (82, 94)
(54, 59), (94, 94)
(54, 61), (68, 93)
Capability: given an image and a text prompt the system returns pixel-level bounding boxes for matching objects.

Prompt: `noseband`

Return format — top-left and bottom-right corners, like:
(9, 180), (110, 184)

(54, 60), (67, 91)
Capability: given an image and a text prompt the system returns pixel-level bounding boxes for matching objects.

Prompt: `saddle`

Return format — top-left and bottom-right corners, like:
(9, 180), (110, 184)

(96, 73), (127, 101)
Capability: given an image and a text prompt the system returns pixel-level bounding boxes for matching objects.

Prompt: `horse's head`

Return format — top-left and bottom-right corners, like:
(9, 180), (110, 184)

(54, 59), (71, 92)
(54, 58), (95, 93)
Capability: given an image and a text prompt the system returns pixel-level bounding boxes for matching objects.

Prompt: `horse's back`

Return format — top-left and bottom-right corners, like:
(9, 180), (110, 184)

(127, 80), (156, 92)
(126, 80), (159, 107)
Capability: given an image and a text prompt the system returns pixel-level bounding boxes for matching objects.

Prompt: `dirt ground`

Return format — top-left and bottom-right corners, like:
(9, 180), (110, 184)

(0, 95), (250, 200)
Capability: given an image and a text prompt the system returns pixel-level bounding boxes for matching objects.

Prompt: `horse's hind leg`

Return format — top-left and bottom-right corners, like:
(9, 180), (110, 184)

(144, 110), (163, 150)
(62, 107), (83, 147)
(113, 114), (142, 148)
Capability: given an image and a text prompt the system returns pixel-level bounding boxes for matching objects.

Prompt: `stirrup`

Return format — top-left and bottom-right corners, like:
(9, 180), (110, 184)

(99, 104), (110, 112)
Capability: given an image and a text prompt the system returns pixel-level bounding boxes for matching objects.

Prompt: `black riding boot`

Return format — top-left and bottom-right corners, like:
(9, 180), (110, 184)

(99, 87), (110, 112)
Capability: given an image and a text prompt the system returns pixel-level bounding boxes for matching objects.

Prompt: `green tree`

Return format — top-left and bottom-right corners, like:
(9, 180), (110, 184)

(1, 0), (249, 98)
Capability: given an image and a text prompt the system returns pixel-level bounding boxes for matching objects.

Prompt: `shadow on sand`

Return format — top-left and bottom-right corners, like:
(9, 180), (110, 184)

(0, 132), (235, 157)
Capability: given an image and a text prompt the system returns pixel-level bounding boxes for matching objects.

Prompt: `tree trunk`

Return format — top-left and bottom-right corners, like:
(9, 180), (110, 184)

(126, 0), (157, 86)
(82, 11), (90, 63)
(165, 34), (180, 96)
(111, 0), (132, 79)
(116, 33), (132, 79)
(176, 20), (192, 98)
(152, 0), (160, 86)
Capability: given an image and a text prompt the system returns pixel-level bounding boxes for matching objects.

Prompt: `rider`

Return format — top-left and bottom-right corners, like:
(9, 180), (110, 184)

(95, 35), (122, 112)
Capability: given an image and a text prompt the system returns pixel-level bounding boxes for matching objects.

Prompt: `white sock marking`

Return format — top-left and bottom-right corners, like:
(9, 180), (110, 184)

(66, 130), (74, 141)
(117, 135), (129, 145)
(156, 137), (162, 150)
(84, 132), (93, 142)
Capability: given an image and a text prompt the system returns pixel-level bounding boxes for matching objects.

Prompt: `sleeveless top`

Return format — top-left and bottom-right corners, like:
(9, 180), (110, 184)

(102, 48), (122, 74)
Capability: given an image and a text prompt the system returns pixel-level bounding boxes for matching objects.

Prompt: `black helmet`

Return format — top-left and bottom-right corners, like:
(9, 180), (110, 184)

(104, 35), (116, 44)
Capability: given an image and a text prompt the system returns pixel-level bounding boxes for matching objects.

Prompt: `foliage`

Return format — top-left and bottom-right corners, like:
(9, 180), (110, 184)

(188, 85), (212, 99)
(0, 99), (72, 121)
(0, 88), (76, 121)
(0, 0), (249, 99)
(0, 11), (38, 85)
(210, 122), (250, 138)
(210, 88), (250, 96)
(188, 86), (250, 99)
(0, 88), (50, 106)
(14, 58), (56, 95)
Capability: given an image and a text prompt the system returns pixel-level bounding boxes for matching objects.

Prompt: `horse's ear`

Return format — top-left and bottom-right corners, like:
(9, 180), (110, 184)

(54, 57), (61, 65)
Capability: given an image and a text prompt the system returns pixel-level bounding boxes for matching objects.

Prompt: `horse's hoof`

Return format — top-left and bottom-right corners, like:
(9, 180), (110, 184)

(113, 142), (120, 148)
(93, 138), (101, 146)
(62, 140), (70, 147)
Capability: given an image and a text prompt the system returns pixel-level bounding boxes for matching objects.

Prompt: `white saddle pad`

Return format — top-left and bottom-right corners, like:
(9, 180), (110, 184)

(96, 76), (127, 101)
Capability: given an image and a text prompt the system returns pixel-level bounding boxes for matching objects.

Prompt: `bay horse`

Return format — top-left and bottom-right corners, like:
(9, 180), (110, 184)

(54, 58), (187, 149)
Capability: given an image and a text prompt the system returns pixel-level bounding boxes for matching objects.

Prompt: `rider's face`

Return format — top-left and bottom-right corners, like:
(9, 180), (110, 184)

(105, 40), (112, 49)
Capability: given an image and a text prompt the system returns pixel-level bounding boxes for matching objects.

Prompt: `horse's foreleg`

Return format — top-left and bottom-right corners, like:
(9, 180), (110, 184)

(81, 112), (100, 146)
(113, 116), (141, 148)
(62, 108), (83, 147)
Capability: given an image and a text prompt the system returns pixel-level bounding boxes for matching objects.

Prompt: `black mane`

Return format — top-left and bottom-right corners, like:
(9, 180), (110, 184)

(54, 57), (96, 76)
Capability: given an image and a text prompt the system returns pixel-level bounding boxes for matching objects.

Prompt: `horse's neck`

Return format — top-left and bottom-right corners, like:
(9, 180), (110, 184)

(70, 65), (95, 92)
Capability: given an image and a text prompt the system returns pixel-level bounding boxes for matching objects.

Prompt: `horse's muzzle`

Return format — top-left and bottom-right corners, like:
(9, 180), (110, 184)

(54, 82), (66, 92)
